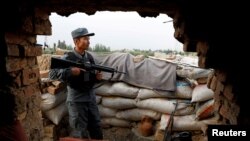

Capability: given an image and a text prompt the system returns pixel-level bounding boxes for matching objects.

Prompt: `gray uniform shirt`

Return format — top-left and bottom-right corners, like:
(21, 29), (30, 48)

(49, 49), (97, 102)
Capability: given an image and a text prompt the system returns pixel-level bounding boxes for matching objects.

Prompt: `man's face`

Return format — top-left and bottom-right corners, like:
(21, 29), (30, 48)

(75, 36), (90, 50)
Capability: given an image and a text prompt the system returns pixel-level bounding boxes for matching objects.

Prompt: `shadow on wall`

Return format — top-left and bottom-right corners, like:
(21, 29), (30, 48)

(0, 90), (28, 141)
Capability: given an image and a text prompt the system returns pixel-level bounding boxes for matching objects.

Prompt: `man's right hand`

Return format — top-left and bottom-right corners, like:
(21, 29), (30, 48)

(71, 67), (85, 76)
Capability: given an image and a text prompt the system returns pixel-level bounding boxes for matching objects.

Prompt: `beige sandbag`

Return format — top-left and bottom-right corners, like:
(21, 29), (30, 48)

(136, 81), (192, 100)
(102, 96), (136, 110)
(44, 102), (68, 125)
(175, 81), (193, 99)
(41, 89), (67, 111)
(196, 99), (214, 120)
(159, 113), (221, 133)
(116, 108), (161, 121)
(136, 88), (173, 100)
(95, 82), (139, 98)
(96, 95), (101, 104)
(136, 98), (194, 115)
(136, 87), (192, 100)
(101, 117), (131, 127)
(177, 66), (213, 80)
(98, 105), (117, 117)
(191, 84), (214, 102)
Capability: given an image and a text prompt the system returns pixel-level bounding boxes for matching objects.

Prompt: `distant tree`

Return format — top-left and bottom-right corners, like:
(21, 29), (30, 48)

(56, 40), (74, 50)
(88, 47), (93, 51)
(66, 45), (73, 50)
(92, 44), (110, 52)
(129, 49), (154, 57)
(57, 40), (67, 49)
(53, 43), (56, 52)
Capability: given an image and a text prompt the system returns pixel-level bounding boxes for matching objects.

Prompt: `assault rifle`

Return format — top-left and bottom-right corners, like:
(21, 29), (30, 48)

(50, 57), (126, 74)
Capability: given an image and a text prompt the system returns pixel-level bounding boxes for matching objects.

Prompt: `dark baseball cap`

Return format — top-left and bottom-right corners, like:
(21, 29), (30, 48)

(71, 27), (95, 39)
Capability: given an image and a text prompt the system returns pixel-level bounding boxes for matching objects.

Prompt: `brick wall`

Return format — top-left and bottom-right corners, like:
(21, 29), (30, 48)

(1, 8), (51, 140)
(207, 70), (240, 124)
(171, 4), (248, 125)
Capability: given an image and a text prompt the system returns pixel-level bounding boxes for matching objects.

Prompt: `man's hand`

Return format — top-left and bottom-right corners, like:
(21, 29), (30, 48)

(71, 67), (85, 76)
(96, 71), (103, 80)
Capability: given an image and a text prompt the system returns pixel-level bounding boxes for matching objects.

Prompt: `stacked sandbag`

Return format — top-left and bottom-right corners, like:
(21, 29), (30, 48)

(95, 56), (219, 140)
(153, 57), (220, 141)
(95, 82), (138, 128)
(38, 53), (70, 140)
(95, 80), (196, 139)
(40, 78), (69, 141)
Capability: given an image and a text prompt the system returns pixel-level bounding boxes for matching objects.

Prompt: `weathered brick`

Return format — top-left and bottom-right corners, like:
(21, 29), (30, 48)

(225, 100), (240, 124)
(221, 117), (230, 124)
(24, 45), (42, 57)
(198, 56), (206, 68)
(223, 84), (234, 101)
(27, 36), (37, 44)
(23, 84), (40, 97)
(24, 100), (43, 130)
(174, 23), (185, 42)
(207, 72), (214, 89)
(31, 93), (42, 109)
(21, 16), (33, 34)
(210, 76), (217, 91)
(13, 89), (27, 114)
(219, 100), (230, 119)
(229, 117), (237, 125)
(6, 57), (27, 72)
(9, 71), (22, 87)
(219, 99), (239, 124)
(34, 18), (52, 35)
(22, 67), (40, 85)
(35, 8), (49, 20)
(27, 57), (37, 67)
(215, 70), (227, 82)
(7, 44), (20, 56)
(5, 32), (32, 46)
(229, 102), (240, 117)
(18, 111), (27, 121)
(214, 100), (221, 112)
(215, 81), (224, 94)
(197, 41), (208, 55)
(173, 11), (185, 43)
(213, 94), (223, 112)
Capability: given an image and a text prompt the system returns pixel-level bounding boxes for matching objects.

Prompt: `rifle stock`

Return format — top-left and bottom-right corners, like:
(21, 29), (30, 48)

(50, 57), (126, 74)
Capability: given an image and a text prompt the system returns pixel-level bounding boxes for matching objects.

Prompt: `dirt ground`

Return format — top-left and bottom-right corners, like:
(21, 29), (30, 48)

(102, 127), (207, 141)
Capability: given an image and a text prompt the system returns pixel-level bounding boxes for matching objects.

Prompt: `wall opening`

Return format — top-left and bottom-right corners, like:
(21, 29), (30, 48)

(37, 12), (183, 53)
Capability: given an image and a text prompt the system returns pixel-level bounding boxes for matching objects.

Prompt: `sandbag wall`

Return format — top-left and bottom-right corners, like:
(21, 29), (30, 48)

(95, 64), (220, 141)
(40, 78), (69, 141)
(37, 54), (221, 141)
(38, 54), (69, 141)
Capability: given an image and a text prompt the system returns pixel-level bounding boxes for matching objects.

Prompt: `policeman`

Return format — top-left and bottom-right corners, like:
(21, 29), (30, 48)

(49, 27), (103, 139)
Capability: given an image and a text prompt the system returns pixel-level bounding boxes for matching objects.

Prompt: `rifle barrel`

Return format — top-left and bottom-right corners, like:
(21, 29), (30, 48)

(51, 57), (126, 74)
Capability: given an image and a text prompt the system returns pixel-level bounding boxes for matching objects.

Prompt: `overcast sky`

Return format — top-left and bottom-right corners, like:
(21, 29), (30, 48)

(37, 12), (183, 51)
